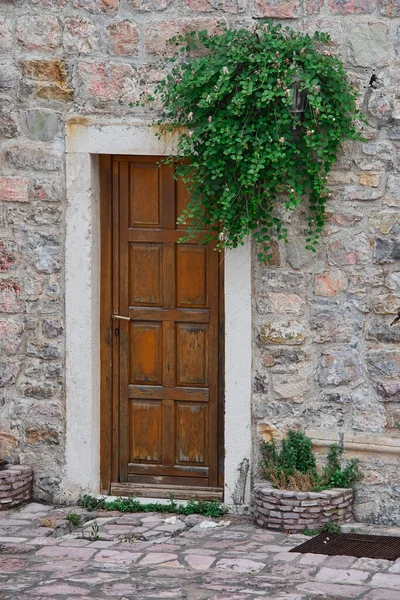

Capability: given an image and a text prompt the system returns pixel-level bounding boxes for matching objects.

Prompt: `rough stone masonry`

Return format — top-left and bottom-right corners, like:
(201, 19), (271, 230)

(0, 0), (400, 521)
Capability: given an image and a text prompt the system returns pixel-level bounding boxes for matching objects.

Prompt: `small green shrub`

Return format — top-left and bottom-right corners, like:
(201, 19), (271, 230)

(260, 431), (363, 492)
(65, 513), (82, 527)
(303, 522), (341, 536)
(323, 444), (363, 489)
(78, 494), (227, 517)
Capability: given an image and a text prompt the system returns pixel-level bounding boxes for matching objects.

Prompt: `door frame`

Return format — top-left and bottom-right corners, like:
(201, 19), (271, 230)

(64, 119), (252, 506)
(99, 154), (225, 495)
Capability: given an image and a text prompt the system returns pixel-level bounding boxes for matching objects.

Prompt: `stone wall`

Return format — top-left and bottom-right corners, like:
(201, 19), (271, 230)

(253, 484), (353, 531)
(0, 0), (399, 515)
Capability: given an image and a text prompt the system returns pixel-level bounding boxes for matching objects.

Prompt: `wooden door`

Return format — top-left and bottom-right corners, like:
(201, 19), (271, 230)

(101, 156), (224, 499)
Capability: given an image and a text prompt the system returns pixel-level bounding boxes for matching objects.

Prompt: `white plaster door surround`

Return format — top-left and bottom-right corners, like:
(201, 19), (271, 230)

(64, 119), (252, 505)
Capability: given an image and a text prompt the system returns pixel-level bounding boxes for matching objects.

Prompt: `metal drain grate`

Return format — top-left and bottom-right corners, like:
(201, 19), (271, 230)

(290, 533), (400, 561)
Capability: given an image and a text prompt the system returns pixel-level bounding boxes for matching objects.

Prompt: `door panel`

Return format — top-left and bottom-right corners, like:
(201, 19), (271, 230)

(176, 324), (208, 386)
(129, 400), (162, 463)
(130, 322), (163, 384)
(176, 245), (207, 307)
(111, 156), (222, 489)
(130, 244), (163, 306)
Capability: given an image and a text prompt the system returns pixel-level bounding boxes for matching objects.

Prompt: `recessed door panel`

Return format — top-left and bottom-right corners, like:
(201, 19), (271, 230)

(130, 243), (162, 306)
(129, 164), (160, 228)
(176, 403), (206, 464)
(130, 322), (162, 384)
(176, 245), (207, 308)
(129, 400), (162, 463)
(176, 323), (208, 387)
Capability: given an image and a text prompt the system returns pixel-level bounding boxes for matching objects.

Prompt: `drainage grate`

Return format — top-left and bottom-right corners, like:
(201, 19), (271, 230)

(291, 533), (400, 561)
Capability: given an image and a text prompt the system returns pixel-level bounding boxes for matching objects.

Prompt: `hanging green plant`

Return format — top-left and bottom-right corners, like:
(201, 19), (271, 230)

(146, 22), (362, 261)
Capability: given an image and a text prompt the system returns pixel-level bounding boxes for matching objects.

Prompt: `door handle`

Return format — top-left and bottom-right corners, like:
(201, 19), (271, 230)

(112, 313), (131, 321)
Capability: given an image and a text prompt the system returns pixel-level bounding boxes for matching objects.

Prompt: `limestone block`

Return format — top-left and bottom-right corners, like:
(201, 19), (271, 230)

(367, 350), (400, 378)
(260, 320), (306, 345)
(30, 0), (67, 6)
(27, 110), (60, 142)
(373, 293), (399, 314)
(73, 0), (119, 13)
(264, 292), (305, 315)
(0, 60), (17, 91)
(368, 89), (396, 125)
(6, 144), (62, 172)
(25, 427), (59, 445)
(254, 0), (299, 17)
(375, 237), (400, 263)
(132, 0), (173, 9)
(0, 281), (23, 314)
(314, 268), (347, 296)
(185, 0), (246, 12)
(77, 62), (137, 104)
(374, 379), (400, 401)
(318, 350), (361, 386)
(384, 175), (400, 206)
(328, 0), (374, 13)
(106, 21), (140, 56)
(28, 232), (61, 274)
(328, 233), (371, 266)
(145, 19), (225, 56)
(349, 23), (390, 67)
(379, 0), (400, 16)
(64, 17), (99, 54)
(16, 16), (61, 52)
(0, 177), (29, 203)
(0, 17), (12, 53)
(0, 110), (18, 139)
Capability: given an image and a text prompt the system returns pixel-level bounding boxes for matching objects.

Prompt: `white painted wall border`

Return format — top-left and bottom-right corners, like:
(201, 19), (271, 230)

(64, 118), (252, 505)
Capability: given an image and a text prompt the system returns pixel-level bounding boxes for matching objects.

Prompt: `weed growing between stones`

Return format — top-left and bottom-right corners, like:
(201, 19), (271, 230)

(303, 522), (342, 536)
(65, 513), (82, 527)
(78, 494), (227, 518)
(260, 431), (364, 491)
(91, 519), (99, 541)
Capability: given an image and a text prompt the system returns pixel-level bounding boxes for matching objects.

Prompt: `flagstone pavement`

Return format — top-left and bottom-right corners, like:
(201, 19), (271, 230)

(0, 502), (399, 600)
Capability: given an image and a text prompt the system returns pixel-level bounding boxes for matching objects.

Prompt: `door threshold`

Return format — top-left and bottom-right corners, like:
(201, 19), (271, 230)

(98, 494), (190, 507)
(110, 482), (224, 501)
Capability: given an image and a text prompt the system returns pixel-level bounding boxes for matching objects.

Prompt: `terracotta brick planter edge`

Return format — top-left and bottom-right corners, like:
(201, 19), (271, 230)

(0, 465), (33, 509)
(253, 482), (353, 532)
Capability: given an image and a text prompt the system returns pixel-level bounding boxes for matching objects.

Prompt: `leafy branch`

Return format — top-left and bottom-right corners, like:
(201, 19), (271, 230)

(145, 22), (362, 261)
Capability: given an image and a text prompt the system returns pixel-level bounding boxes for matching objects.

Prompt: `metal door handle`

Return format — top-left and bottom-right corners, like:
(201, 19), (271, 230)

(113, 313), (131, 321)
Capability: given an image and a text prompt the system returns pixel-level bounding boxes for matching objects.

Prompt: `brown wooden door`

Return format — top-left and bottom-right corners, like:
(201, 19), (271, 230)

(106, 156), (223, 496)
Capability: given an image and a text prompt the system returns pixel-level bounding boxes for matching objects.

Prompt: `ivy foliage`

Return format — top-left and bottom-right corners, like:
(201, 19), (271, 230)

(149, 23), (361, 260)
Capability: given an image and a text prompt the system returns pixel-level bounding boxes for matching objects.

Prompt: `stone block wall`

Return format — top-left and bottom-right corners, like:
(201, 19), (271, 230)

(0, 0), (399, 516)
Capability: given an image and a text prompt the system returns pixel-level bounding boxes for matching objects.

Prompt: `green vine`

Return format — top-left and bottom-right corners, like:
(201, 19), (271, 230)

(146, 22), (362, 261)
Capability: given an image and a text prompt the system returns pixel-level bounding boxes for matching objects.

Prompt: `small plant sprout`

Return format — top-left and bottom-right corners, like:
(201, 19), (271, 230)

(91, 520), (99, 541)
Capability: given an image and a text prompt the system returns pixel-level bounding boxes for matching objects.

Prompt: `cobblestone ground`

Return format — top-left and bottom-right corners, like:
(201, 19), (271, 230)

(1, 503), (400, 600)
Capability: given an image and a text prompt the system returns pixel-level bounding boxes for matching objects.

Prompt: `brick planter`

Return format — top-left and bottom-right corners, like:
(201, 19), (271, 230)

(0, 465), (33, 509)
(253, 482), (353, 532)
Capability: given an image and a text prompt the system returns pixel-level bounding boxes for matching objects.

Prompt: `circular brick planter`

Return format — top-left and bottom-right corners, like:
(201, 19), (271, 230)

(253, 482), (353, 532)
(0, 465), (33, 510)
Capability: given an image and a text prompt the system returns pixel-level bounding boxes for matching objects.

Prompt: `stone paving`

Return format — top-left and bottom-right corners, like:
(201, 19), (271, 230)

(0, 503), (400, 599)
